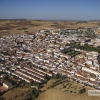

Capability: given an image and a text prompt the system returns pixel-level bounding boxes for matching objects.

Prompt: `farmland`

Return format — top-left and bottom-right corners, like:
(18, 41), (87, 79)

(0, 20), (100, 35)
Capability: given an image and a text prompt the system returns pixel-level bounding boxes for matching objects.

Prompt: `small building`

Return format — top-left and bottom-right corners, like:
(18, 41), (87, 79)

(3, 81), (12, 89)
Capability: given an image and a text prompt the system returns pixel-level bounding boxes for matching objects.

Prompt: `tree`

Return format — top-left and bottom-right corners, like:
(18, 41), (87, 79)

(63, 86), (66, 88)
(79, 88), (86, 94)
(52, 74), (61, 79)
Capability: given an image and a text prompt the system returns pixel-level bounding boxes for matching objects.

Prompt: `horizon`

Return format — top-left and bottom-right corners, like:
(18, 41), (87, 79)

(0, 0), (100, 20)
(0, 19), (100, 21)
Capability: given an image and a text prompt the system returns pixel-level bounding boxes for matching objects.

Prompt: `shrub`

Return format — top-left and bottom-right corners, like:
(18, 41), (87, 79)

(79, 88), (86, 94)
(63, 86), (66, 88)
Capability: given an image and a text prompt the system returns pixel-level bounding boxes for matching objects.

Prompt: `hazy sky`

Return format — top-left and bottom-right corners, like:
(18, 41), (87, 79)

(0, 0), (100, 20)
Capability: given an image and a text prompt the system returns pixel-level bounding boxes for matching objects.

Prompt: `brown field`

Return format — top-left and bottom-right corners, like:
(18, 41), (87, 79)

(37, 78), (100, 100)
(37, 89), (100, 100)
(1, 87), (29, 100)
(0, 20), (100, 35)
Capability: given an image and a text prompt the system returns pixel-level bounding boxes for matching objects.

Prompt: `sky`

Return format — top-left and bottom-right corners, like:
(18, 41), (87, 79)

(0, 0), (100, 20)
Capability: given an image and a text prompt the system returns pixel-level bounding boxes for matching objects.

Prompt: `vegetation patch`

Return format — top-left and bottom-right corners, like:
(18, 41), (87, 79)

(61, 48), (81, 57)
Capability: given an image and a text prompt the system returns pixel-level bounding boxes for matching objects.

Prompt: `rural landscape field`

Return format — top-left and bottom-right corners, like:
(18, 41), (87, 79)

(0, 20), (100, 35)
(37, 77), (100, 100)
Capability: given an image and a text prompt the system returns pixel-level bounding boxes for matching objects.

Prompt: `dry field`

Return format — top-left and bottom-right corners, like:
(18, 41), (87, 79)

(37, 89), (100, 100)
(1, 87), (29, 100)
(0, 20), (54, 34)
(0, 20), (100, 35)
(37, 78), (100, 100)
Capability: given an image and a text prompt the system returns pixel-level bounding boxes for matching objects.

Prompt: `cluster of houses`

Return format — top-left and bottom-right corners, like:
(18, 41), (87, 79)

(0, 28), (100, 89)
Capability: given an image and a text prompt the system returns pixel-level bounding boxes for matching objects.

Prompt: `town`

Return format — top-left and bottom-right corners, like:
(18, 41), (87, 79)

(1, 27), (100, 94)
